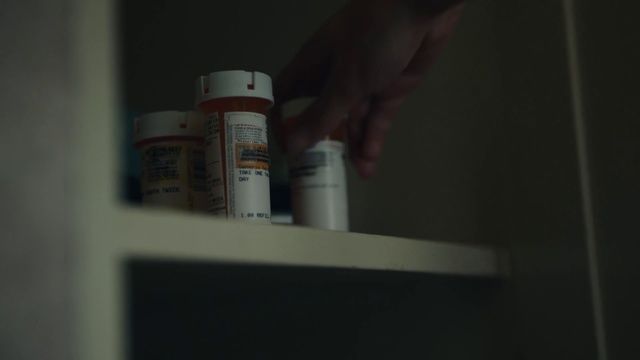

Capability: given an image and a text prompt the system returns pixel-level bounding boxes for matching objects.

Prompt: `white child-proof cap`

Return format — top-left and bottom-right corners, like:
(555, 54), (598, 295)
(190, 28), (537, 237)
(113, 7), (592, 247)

(195, 70), (274, 106)
(133, 111), (204, 146)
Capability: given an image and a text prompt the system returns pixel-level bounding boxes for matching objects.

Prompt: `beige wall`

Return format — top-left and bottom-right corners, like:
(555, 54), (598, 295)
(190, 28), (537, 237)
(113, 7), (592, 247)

(0, 1), (73, 360)
(576, 1), (640, 358)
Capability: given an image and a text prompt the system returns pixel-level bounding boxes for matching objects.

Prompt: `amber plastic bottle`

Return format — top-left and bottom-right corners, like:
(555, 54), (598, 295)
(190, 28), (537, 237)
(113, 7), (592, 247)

(133, 111), (206, 211)
(195, 70), (274, 223)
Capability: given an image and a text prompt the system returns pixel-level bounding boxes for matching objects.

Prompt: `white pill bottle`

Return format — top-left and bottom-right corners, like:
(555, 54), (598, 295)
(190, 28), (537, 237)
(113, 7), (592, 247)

(133, 111), (206, 211)
(283, 98), (349, 231)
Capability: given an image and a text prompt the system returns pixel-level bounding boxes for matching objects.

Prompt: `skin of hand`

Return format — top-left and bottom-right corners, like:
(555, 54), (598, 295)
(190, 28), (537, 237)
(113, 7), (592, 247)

(274, 0), (464, 178)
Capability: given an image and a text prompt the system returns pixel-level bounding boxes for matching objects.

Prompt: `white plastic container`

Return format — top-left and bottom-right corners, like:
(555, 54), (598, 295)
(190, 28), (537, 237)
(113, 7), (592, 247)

(284, 98), (349, 231)
(195, 70), (274, 223)
(133, 111), (206, 211)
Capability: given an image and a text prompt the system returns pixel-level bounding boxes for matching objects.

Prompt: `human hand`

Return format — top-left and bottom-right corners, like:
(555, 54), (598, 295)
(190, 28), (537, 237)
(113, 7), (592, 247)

(274, 0), (464, 178)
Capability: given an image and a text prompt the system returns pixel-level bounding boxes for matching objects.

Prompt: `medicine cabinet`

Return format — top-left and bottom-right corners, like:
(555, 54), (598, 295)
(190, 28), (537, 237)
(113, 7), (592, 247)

(5, 0), (634, 359)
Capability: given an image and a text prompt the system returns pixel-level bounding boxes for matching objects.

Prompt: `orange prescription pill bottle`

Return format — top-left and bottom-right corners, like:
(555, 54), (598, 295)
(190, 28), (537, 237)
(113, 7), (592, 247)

(133, 111), (206, 211)
(284, 98), (349, 231)
(195, 70), (274, 223)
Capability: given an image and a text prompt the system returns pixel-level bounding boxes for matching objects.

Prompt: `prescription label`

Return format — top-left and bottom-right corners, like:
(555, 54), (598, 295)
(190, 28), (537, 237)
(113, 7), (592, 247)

(225, 112), (271, 223)
(290, 140), (349, 231)
(205, 113), (227, 215)
(140, 143), (192, 209)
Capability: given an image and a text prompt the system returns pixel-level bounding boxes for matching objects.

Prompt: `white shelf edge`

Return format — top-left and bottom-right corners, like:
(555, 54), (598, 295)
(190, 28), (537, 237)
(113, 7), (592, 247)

(113, 207), (509, 278)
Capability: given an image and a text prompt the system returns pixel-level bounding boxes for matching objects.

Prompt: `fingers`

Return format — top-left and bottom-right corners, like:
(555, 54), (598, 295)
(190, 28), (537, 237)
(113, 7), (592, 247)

(276, 1), (464, 171)
(274, 41), (331, 105)
(429, 3), (464, 40)
(273, 10), (347, 154)
(349, 98), (400, 178)
(347, 7), (463, 177)
(348, 53), (425, 179)
(347, 99), (372, 144)
(272, 39), (331, 153)
(274, 9), (346, 104)
(347, 99), (372, 176)
(377, 6), (462, 99)
(286, 60), (365, 156)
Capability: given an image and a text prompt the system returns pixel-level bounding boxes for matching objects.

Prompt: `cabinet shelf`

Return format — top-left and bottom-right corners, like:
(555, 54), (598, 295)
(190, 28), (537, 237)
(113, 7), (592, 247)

(114, 208), (508, 278)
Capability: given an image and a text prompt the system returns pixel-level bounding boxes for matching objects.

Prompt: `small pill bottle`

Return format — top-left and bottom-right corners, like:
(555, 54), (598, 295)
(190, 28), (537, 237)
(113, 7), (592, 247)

(195, 70), (274, 223)
(133, 111), (206, 211)
(283, 98), (349, 231)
